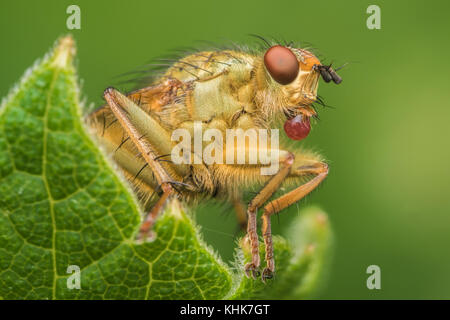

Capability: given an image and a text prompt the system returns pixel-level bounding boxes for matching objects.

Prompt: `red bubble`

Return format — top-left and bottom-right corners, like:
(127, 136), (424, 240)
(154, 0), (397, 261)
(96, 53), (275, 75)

(283, 115), (311, 140)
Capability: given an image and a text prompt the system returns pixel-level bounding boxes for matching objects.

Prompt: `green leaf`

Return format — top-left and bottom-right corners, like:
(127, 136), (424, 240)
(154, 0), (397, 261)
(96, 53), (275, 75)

(0, 36), (333, 300)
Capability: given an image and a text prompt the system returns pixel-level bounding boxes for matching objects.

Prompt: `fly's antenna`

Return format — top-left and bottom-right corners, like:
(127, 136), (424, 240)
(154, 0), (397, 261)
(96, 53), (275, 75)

(334, 62), (350, 71)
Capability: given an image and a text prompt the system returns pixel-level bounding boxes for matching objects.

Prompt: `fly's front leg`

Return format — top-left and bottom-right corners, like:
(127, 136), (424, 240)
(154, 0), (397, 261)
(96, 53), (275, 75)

(245, 151), (295, 279)
(103, 87), (178, 241)
(261, 161), (329, 280)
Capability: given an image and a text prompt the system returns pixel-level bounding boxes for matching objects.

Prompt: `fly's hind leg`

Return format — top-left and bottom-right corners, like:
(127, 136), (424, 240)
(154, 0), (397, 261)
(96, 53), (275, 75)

(103, 87), (186, 241)
(260, 161), (329, 280)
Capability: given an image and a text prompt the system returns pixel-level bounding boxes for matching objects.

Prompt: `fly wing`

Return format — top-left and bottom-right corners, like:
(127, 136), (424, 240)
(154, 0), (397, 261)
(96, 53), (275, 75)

(90, 78), (185, 118)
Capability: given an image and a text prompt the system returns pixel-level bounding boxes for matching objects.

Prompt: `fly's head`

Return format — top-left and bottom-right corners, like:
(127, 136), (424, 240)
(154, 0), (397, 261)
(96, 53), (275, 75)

(258, 45), (342, 140)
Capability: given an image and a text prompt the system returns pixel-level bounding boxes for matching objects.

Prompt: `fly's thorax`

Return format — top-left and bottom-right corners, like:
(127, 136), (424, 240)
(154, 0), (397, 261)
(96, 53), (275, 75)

(189, 75), (245, 122)
(185, 55), (258, 124)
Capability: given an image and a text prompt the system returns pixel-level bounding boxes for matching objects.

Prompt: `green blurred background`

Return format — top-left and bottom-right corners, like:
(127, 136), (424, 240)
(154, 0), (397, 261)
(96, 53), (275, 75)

(1, 0), (450, 299)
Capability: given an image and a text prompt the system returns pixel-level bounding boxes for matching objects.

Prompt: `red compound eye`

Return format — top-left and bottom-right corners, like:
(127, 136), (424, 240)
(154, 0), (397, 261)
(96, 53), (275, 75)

(284, 115), (311, 140)
(264, 45), (299, 85)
